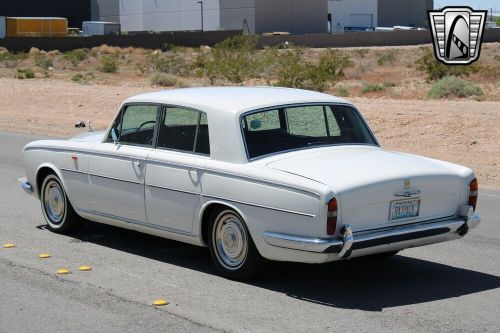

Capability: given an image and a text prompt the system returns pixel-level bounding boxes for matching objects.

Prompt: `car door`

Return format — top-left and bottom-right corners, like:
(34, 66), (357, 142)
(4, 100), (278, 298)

(87, 103), (159, 223)
(145, 105), (210, 234)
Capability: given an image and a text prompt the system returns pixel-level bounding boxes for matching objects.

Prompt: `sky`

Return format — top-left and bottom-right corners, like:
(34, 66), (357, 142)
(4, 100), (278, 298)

(434, 0), (500, 14)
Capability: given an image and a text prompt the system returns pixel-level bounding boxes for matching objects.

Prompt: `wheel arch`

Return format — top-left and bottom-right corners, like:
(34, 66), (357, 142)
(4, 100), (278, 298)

(35, 163), (68, 199)
(198, 200), (248, 247)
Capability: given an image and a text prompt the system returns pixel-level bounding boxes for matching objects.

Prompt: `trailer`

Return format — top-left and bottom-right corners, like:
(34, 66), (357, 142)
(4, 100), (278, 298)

(82, 21), (120, 36)
(6, 17), (68, 37)
(0, 17), (5, 38)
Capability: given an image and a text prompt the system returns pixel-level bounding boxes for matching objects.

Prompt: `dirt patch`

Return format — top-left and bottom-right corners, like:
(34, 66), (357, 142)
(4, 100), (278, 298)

(1, 77), (498, 188)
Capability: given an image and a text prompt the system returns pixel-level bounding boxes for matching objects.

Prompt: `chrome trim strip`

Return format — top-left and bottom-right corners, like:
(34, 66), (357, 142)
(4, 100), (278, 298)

(79, 209), (196, 237)
(24, 147), (149, 162)
(60, 168), (87, 175)
(203, 194), (316, 218)
(146, 183), (199, 196)
(263, 216), (478, 254)
(88, 172), (142, 185)
(394, 190), (422, 197)
(25, 148), (321, 198)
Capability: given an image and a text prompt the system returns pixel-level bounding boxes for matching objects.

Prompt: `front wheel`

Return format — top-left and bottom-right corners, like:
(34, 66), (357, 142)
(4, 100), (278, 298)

(40, 173), (83, 233)
(208, 209), (263, 280)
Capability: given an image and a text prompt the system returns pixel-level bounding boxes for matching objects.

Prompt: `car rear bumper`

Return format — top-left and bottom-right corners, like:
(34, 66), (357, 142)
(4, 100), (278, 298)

(263, 213), (480, 259)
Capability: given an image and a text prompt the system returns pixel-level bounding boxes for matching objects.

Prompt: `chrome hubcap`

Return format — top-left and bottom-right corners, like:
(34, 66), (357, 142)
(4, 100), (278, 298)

(44, 180), (65, 224)
(214, 212), (248, 270)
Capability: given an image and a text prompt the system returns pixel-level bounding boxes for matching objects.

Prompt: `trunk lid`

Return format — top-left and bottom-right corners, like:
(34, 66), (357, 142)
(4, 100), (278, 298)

(266, 146), (468, 232)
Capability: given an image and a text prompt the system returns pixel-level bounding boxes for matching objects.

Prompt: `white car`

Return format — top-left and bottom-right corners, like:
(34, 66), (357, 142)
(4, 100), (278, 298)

(20, 87), (480, 279)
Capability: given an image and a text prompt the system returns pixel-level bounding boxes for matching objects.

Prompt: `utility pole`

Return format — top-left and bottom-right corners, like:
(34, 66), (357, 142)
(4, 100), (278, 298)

(197, 1), (204, 32)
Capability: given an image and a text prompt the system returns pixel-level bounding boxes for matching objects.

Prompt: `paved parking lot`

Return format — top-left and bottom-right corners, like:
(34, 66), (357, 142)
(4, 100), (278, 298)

(1, 131), (499, 332)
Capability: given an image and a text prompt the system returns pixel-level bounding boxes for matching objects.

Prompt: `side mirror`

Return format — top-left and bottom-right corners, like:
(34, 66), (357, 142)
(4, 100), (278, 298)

(75, 121), (86, 128)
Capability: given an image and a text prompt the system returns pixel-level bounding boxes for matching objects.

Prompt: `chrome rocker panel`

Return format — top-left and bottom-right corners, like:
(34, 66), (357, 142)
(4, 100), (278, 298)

(263, 214), (481, 259)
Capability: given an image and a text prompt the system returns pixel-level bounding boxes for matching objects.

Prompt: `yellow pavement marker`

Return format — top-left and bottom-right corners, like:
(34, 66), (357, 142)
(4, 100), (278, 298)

(78, 265), (92, 271)
(3, 243), (16, 248)
(152, 299), (169, 306)
(56, 269), (71, 275)
(38, 253), (51, 259)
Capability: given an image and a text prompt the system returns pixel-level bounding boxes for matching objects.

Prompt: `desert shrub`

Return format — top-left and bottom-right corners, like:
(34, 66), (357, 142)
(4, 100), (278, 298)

(71, 72), (95, 83)
(478, 65), (500, 80)
(360, 82), (385, 95)
(355, 49), (369, 58)
(336, 85), (349, 97)
(146, 51), (185, 75)
(64, 49), (88, 66)
(416, 50), (480, 81)
(383, 81), (396, 88)
(276, 48), (351, 91)
(16, 68), (35, 79)
(34, 53), (53, 69)
(99, 55), (118, 73)
(428, 76), (483, 99)
(377, 49), (399, 65)
(0, 51), (28, 62)
(493, 55), (500, 61)
(150, 72), (178, 87)
(195, 35), (261, 84)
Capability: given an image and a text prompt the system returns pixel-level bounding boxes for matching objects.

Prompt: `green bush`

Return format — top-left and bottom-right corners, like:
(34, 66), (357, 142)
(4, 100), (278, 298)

(275, 48), (351, 91)
(0, 51), (28, 62)
(194, 35), (261, 84)
(150, 72), (178, 87)
(360, 82), (385, 95)
(494, 55), (500, 62)
(355, 49), (369, 58)
(16, 68), (35, 79)
(383, 81), (396, 88)
(416, 50), (480, 81)
(34, 53), (53, 69)
(99, 55), (118, 73)
(377, 49), (399, 65)
(497, 17), (500, 26)
(146, 52), (185, 75)
(428, 76), (483, 99)
(336, 85), (349, 97)
(64, 49), (88, 66)
(71, 72), (95, 83)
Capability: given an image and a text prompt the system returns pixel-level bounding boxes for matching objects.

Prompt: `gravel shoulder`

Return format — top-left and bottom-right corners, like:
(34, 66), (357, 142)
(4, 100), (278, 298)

(1, 78), (498, 187)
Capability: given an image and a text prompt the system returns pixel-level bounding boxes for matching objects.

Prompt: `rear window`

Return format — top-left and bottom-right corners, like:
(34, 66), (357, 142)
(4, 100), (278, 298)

(241, 104), (377, 159)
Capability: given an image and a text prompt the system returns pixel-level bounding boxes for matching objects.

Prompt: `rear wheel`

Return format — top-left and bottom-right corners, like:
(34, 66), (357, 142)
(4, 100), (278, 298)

(208, 209), (263, 280)
(40, 173), (83, 233)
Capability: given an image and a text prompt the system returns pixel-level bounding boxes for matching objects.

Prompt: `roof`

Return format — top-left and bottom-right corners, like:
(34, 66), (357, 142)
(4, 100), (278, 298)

(125, 87), (349, 115)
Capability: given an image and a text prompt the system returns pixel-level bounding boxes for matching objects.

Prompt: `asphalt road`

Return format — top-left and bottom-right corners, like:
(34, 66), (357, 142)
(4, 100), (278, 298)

(0, 131), (499, 333)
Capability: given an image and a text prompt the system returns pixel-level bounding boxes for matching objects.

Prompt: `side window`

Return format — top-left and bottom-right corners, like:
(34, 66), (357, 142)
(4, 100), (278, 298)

(157, 107), (210, 155)
(108, 104), (158, 146)
(243, 109), (280, 132)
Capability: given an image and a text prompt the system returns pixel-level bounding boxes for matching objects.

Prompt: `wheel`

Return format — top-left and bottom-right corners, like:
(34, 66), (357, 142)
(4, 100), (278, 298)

(208, 209), (263, 280)
(40, 173), (83, 233)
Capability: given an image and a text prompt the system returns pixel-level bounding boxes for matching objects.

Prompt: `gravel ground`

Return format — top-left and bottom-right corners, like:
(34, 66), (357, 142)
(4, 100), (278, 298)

(0, 78), (498, 187)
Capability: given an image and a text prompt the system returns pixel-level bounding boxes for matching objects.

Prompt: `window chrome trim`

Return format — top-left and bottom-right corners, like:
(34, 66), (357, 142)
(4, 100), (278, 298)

(239, 102), (380, 162)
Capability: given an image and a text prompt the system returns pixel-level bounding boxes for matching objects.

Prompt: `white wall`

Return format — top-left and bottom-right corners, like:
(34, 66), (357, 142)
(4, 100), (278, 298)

(328, 0), (378, 32)
(117, 0), (221, 32)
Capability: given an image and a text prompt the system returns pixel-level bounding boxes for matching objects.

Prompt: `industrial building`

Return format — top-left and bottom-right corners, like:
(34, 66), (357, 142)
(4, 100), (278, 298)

(91, 0), (328, 34)
(328, 0), (433, 32)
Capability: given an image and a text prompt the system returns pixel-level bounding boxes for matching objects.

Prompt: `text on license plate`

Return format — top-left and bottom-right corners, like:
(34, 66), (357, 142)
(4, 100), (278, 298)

(390, 198), (420, 221)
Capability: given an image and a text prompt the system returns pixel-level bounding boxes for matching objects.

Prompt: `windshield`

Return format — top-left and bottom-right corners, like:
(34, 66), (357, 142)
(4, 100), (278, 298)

(241, 104), (377, 159)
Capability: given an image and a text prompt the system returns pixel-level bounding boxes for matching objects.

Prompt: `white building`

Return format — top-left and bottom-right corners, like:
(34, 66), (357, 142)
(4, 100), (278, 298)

(328, 0), (433, 32)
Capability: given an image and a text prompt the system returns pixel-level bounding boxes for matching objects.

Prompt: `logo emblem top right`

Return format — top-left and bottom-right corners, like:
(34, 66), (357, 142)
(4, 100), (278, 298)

(428, 7), (487, 65)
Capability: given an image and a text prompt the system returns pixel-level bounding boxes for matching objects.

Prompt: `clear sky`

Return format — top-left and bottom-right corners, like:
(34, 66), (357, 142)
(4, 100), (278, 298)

(434, 0), (499, 14)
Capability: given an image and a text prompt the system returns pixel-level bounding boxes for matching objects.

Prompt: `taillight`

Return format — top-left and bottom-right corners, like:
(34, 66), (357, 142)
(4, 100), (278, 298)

(327, 198), (337, 235)
(468, 178), (478, 211)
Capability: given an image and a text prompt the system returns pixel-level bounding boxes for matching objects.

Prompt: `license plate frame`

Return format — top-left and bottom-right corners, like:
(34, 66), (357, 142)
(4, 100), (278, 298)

(389, 198), (420, 221)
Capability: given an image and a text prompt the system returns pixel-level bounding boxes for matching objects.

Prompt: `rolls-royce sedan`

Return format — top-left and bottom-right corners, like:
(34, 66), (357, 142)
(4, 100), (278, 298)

(20, 87), (480, 279)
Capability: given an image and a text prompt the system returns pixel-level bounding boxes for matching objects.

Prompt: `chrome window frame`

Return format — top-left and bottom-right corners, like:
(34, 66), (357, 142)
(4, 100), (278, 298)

(239, 102), (380, 161)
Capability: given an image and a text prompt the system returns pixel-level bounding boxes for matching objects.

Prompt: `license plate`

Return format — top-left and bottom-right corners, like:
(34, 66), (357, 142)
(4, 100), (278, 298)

(389, 198), (420, 221)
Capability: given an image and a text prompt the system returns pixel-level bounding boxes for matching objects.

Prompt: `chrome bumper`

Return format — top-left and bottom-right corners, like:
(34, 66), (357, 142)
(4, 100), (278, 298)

(263, 212), (481, 259)
(18, 177), (34, 194)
